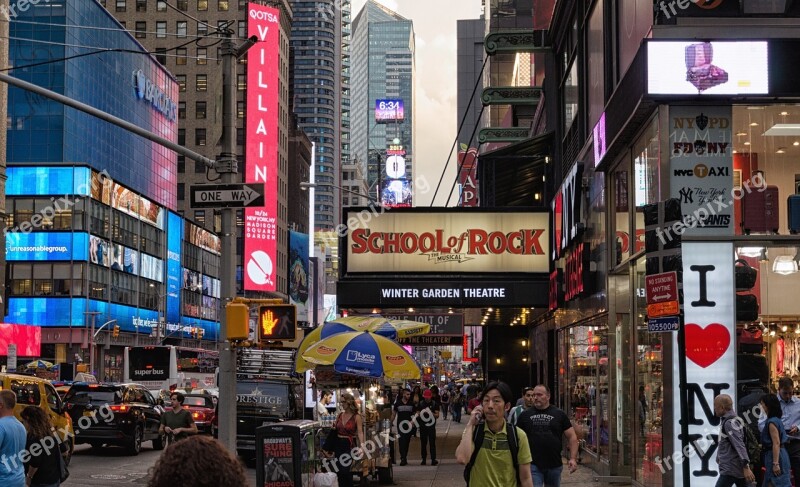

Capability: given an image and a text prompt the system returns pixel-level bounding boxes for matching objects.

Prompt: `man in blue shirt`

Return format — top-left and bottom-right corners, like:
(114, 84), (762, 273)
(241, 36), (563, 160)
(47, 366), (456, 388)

(0, 390), (26, 487)
(759, 376), (800, 487)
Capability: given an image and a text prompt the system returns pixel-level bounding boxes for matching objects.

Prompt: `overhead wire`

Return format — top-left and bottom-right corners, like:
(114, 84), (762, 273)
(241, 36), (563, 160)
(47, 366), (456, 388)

(1, 35), (218, 62)
(428, 55), (488, 207)
(0, 18), (243, 41)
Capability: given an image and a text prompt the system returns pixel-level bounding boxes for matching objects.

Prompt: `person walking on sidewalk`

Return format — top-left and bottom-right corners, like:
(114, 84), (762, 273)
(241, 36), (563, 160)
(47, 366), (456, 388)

(451, 387), (463, 423)
(509, 387), (535, 427)
(440, 388), (450, 420)
(456, 381), (534, 487)
(0, 390), (26, 487)
(392, 389), (415, 466)
(417, 389), (440, 466)
(713, 394), (755, 487)
(517, 385), (579, 487)
(759, 376), (800, 487)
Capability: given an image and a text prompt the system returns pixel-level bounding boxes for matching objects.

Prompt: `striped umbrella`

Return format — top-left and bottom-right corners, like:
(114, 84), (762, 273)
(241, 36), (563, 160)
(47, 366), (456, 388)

(302, 332), (421, 380)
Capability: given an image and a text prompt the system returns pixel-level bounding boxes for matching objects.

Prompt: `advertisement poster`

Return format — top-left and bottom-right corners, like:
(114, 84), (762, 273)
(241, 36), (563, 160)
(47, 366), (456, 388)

(288, 231), (309, 323)
(380, 179), (413, 207)
(263, 437), (294, 486)
(0, 324), (41, 357)
(375, 99), (404, 123)
(672, 242), (736, 486)
(7, 232), (88, 261)
(245, 4), (280, 292)
(166, 211), (182, 325)
(669, 106), (734, 236)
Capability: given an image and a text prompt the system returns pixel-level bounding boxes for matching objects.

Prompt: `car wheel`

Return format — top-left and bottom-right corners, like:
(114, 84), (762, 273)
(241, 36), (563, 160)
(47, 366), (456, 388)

(152, 433), (166, 450)
(126, 425), (143, 456)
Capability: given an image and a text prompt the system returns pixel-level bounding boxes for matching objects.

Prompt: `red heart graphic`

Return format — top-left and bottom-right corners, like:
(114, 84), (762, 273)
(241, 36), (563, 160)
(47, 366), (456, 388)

(685, 323), (730, 368)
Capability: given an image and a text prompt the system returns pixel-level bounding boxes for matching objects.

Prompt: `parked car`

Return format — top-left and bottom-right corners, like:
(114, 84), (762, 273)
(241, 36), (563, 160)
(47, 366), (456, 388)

(63, 383), (166, 455)
(182, 393), (216, 434)
(0, 373), (75, 463)
(50, 380), (73, 400)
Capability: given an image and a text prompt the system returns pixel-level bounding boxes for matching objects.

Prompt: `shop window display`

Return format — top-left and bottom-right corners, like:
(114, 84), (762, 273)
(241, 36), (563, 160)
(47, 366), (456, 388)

(566, 322), (608, 457)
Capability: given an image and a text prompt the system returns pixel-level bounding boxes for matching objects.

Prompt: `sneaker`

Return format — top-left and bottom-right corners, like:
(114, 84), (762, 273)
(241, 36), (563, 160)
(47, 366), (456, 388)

(421, 459), (426, 465)
(431, 460), (439, 466)
(400, 460), (407, 466)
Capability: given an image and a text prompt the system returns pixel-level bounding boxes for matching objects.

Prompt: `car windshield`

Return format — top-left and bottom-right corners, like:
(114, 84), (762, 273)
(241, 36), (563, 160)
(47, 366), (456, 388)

(183, 396), (213, 408)
(64, 388), (122, 404)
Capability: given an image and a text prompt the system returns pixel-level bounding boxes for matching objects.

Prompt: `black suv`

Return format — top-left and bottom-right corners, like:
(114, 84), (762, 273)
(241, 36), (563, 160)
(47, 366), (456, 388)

(63, 383), (166, 455)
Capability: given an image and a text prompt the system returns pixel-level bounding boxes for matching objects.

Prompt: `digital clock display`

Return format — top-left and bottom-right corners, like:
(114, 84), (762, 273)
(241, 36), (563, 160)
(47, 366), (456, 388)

(375, 99), (404, 123)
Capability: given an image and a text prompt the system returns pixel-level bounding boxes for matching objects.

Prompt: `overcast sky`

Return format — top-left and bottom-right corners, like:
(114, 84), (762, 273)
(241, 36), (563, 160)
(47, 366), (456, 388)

(350, 0), (484, 206)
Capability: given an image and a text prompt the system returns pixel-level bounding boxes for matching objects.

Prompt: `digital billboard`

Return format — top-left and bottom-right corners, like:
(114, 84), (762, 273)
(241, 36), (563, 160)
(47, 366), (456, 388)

(6, 166), (92, 196)
(141, 253), (164, 282)
(647, 41), (768, 95)
(288, 231), (309, 322)
(89, 235), (143, 277)
(186, 221), (221, 254)
(245, 3), (280, 292)
(6, 232), (89, 261)
(375, 99), (404, 123)
(380, 179), (413, 208)
(166, 211), (182, 325)
(0, 323), (41, 357)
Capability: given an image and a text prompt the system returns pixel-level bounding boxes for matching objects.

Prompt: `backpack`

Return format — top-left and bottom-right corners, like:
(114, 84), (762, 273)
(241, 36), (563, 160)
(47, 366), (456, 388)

(463, 422), (521, 486)
(722, 416), (762, 469)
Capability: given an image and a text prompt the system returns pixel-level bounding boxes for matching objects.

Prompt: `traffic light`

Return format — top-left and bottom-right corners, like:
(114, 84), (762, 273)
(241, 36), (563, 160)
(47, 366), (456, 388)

(226, 302), (249, 340)
(112, 325), (120, 338)
(257, 304), (296, 343)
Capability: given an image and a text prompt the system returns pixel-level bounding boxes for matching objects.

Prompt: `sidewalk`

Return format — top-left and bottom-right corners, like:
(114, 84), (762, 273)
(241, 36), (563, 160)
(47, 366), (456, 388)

(389, 418), (631, 487)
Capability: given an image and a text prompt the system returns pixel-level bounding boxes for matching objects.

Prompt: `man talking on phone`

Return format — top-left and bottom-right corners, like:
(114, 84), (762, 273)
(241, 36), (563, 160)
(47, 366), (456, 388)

(456, 381), (533, 487)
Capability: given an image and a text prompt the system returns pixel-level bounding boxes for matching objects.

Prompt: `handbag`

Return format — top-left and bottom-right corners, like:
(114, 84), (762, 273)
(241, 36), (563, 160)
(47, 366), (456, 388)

(313, 472), (339, 487)
(736, 294), (759, 323)
(735, 259), (758, 291)
(738, 325), (764, 354)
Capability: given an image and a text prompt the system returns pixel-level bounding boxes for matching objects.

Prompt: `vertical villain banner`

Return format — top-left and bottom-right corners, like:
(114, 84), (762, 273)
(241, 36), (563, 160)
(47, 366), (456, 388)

(245, 4), (280, 291)
(672, 242), (736, 486)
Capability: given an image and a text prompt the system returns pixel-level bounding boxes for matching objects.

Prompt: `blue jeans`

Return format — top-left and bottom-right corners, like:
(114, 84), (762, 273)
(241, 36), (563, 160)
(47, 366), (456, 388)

(531, 464), (562, 487)
(714, 474), (748, 487)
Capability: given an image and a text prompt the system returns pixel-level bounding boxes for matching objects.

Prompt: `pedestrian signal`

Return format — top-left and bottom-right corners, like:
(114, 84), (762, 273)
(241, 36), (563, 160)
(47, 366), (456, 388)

(257, 305), (296, 343)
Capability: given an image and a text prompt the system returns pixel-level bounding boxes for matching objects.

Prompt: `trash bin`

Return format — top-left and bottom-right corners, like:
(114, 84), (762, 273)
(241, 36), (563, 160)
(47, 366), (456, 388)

(256, 419), (321, 487)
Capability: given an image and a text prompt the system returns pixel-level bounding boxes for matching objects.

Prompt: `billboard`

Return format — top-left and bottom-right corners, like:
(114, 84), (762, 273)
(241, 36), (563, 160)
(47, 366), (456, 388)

(166, 211), (182, 324)
(457, 146), (479, 207)
(6, 166), (92, 196)
(344, 210), (549, 273)
(288, 231), (309, 323)
(647, 41), (768, 95)
(380, 179), (413, 208)
(375, 99), (404, 123)
(245, 3), (280, 292)
(6, 232), (89, 261)
(0, 324), (41, 357)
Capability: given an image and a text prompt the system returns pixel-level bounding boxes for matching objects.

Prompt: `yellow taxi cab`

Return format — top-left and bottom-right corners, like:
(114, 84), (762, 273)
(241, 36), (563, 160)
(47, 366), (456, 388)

(0, 373), (75, 462)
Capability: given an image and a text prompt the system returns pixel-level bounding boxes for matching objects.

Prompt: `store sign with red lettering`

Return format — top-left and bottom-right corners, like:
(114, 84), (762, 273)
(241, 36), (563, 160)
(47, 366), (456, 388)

(564, 242), (591, 301)
(551, 163), (584, 260)
(345, 210), (549, 273)
(671, 242), (735, 487)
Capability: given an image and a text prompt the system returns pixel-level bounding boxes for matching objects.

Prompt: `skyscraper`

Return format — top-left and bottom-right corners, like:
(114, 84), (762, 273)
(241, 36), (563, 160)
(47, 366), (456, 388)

(351, 0), (415, 203)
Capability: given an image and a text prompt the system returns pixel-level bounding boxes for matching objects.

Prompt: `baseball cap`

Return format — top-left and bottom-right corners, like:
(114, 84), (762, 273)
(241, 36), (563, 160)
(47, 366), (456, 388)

(423, 389), (432, 399)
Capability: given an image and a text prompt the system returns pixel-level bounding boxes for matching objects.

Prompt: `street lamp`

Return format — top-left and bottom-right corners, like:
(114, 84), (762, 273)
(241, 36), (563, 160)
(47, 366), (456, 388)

(90, 319), (117, 379)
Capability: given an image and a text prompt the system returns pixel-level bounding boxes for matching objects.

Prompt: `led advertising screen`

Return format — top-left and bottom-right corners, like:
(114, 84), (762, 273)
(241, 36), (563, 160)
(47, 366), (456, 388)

(140, 253), (164, 282)
(6, 232), (89, 261)
(166, 211), (182, 325)
(0, 323), (41, 357)
(186, 222), (221, 254)
(647, 41), (768, 95)
(245, 3), (280, 292)
(375, 99), (404, 123)
(380, 179), (413, 208)
(288, 231), (309, 322)
(6, 166), (92, 196)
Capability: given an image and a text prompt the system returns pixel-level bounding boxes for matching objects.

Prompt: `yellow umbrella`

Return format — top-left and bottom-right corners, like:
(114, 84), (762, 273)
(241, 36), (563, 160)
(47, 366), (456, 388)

(302, 331), (420, 380)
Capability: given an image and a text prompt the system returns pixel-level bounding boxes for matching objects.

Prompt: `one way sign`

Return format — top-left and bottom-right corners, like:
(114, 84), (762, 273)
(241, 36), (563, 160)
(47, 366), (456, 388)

(190, 183), (265, 208)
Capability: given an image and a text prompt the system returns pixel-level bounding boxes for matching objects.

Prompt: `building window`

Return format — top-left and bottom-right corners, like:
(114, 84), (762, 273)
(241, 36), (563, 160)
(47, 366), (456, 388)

(155, 48), (167, 65)
(237, 74), (246, 91)
(217, 20), (228, 36)
(157, 0), (166, 10)
(196, 101), (207, 119)
(176, 48), (187, 65)
(198, 21), (208, 36)
(176, 74), (186, 92)
(195, 160), (206, 173)
(196, 74), (207, 91)
(218, 0), (228, 11)
(116, 0), (126, 12)
(178, 156), (186, 173)
(178, 102), (186, 119)
(238, 21), (246, 39)
(194, 210), (206, 225)
(198, 0), (208, 10)
(136, 0), (146, 11)
(197, 48), (207, 65)
(135, 21), (146, 38)
(178, 129), (186, 145)
(177, 0), (188, 10)
(178, 183), (185, 200)
(238, 0), (246, 10)
(177, 21), (187, 38)
(236, 128), (244, 146)
(156, 21), (166, 38)
(195, 128), (207, 146)
(237, 101), (244, 119)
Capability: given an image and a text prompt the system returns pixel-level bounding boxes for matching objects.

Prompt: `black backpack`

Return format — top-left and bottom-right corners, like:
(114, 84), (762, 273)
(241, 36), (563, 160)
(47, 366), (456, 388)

(463, 422), (521, 486)
(722, 416), (762, 469)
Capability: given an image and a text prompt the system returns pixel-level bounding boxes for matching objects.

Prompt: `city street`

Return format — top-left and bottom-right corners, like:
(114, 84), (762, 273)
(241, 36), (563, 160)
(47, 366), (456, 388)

(62, 420), (622, 487)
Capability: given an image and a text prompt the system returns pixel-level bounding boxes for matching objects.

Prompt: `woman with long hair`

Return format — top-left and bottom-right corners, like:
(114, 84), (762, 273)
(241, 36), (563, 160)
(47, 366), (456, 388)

(148, 435), (248, 487)
(761, 394), (792, 487)
(333, 393), (365, 487)
(411, 385), (422, 407)
(20, 406), (64, 487)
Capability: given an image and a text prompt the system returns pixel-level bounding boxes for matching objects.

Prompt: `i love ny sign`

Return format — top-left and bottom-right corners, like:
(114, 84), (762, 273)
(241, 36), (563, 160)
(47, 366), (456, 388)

(672, 242), (736, 487)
